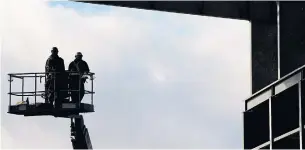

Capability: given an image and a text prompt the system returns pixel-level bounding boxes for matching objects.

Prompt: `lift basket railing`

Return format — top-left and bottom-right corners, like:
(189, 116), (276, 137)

(8, 71), (95, 106)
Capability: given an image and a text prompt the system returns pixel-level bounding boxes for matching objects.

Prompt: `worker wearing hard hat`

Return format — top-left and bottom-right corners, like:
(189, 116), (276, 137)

(68, 52), (90, 103)
(45, 47), (66, 107)
(45, 47), (65, 73)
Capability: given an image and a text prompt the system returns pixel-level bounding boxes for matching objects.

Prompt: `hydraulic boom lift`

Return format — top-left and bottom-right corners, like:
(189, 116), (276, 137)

(7, 71), (95, 149)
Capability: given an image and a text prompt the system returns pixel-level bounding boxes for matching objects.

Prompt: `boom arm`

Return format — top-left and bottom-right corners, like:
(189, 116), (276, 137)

(70, 115), (93, 149)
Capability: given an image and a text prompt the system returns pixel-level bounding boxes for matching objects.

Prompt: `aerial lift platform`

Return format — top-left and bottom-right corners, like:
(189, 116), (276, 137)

(7, 71), (95, 149)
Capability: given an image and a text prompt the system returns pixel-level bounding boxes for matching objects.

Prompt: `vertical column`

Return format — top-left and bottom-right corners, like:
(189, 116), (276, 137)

(34, 73), (37, 104)
(9, 75), (12, 106)
(277, 1), (280, 79)
(45, 73), (47, 103)
(299, 80), (303, 149)
(91, 75), (93, 105)
(269, 97), (273, 150)
(250, 2), (278, 93)
(22, 77), (24, 102)
(279, 2), (305, 77)
(299, 71), (304, 149)
(280, 3), (305, 147)
(269, 87), (275, 149)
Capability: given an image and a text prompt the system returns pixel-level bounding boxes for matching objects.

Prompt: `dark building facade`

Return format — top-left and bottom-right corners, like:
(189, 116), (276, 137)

(76, 1), (305, 149)
(244, 66), (305, 149)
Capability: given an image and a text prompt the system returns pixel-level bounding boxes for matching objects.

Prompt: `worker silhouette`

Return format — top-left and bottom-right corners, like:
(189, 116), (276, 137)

(45, 47), (67, 107)
(68, 52), (90, 103)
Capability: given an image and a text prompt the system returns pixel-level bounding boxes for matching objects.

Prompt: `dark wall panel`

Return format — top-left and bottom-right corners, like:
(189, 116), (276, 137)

(273, 132), (300, 149)
(202, 1), (249, 20)
(249, 2), (278, 93)
(249, 1), (277, 24)
(251, 22), (278, 93)
(280, 2), (305, 77)
(272, 84), (299, 138)
(244, 100), (270, 149)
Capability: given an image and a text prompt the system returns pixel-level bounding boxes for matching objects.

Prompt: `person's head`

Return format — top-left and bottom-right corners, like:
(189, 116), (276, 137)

(51, 47), (58, 55)
(75, 52), (83, 60)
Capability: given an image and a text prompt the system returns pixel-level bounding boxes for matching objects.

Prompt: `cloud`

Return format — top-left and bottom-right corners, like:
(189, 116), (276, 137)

(2, 0), (251, 149)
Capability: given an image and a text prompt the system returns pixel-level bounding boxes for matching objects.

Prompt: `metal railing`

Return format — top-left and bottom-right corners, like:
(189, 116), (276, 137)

(8, 71), (95, 107)
(244, 64), (305, 110)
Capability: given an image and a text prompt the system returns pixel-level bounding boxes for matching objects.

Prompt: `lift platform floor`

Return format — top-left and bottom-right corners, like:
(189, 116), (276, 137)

(8, 102), (94, 118)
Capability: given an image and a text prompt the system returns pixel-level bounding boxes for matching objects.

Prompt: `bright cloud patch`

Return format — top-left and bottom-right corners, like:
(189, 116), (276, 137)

(2, 0), (251, 149)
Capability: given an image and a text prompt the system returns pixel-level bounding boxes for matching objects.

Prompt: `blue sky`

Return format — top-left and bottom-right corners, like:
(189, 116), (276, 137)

(1, 0), (251, 149)
(48, 1), (113, 14)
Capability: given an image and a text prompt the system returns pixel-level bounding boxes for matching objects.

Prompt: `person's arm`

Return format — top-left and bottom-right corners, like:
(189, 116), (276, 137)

(68, 62), (73, 71)
(45, 59), (49, 72)
(83, 61), (90, 73)
(67, 62), (73, 83)
(60, 58), (65, 72)
(45, 58), (51, 74)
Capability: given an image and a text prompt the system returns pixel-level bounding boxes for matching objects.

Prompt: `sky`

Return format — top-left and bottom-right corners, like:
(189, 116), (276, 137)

(1, 0), (251, 149)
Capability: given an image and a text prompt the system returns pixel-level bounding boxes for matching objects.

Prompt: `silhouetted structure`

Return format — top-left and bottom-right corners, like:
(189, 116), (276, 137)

(45, 47), (67, 107)
(7, 71), (95, 149)
(68, 52), (90, 103)
(244, 65), (304, 149)
(73, 1), (305, 149)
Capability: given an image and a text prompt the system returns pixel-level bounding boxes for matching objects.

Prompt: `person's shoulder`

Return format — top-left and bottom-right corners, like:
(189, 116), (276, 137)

(46, 56), (52, 61)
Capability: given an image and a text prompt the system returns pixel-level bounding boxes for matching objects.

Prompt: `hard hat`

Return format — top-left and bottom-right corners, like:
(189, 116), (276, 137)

(75, 52), (83, 56)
